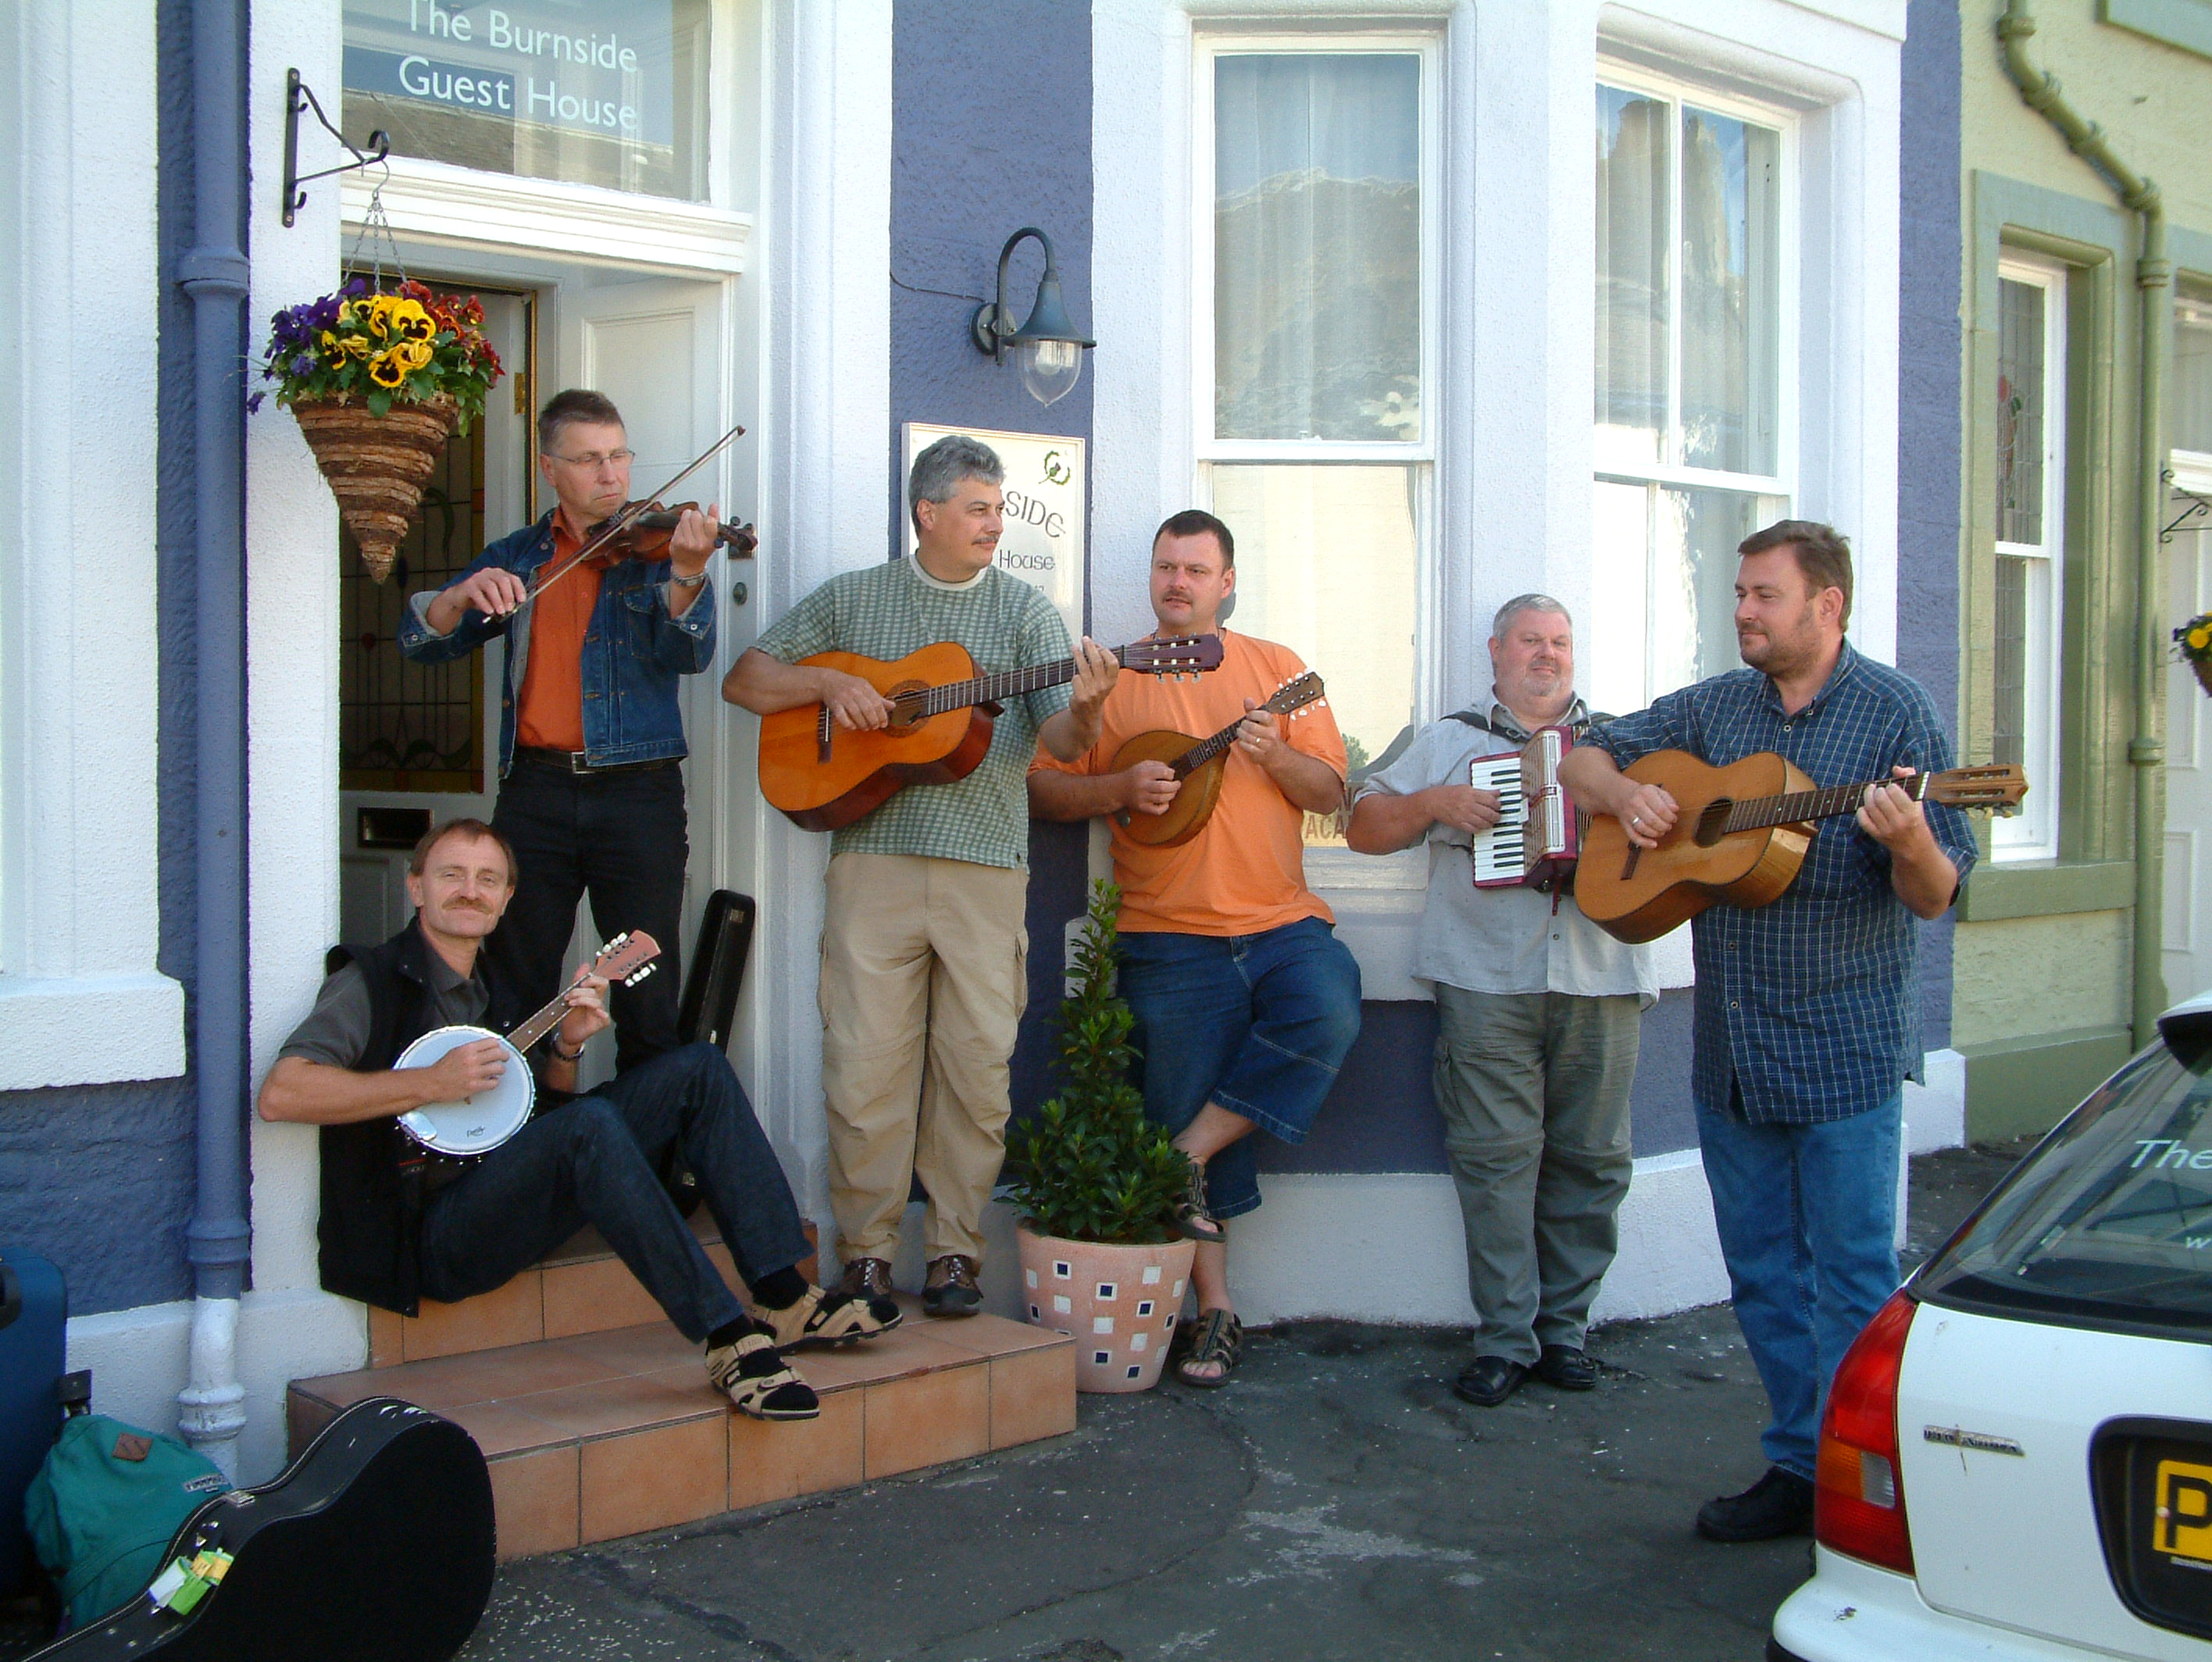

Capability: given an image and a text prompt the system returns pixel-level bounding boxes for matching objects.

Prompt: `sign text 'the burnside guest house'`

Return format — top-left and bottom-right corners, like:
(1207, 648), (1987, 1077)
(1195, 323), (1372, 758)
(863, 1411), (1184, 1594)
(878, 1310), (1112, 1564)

(348, 0), (662, 137)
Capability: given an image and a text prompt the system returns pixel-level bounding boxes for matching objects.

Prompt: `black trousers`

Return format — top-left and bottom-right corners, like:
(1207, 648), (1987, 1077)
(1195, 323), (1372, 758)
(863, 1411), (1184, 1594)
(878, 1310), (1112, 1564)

(489, 754), (687, 1075)
(416, 1043), (809, 1341)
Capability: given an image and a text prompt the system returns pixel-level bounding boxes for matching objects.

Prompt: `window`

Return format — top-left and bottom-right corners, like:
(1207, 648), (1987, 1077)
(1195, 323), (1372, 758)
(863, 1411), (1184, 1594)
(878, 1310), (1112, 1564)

(1591, 73), (1789, 715)
(341, 0), (712, 202)
(1196, 38), (1436, 852)
(2175, 289), (2212, 474)
(1993, 256), (2066, 859)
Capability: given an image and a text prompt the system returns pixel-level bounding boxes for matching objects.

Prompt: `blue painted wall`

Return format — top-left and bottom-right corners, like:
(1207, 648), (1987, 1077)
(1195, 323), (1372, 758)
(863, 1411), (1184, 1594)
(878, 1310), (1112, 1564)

(0, 0), (205, 1318)
(1897, 0), (1964, 1051)
(890, 0), (1097, 1120)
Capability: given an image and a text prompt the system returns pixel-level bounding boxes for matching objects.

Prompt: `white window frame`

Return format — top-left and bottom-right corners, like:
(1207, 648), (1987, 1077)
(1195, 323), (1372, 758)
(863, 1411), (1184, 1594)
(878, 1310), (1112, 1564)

(1190, 28), (1443, 893)
(1992, 253), (2066, 861)
(0, 0), (185, 1089)
(1592, 59), (1800, 708)
(2175, 290), (2212, 494)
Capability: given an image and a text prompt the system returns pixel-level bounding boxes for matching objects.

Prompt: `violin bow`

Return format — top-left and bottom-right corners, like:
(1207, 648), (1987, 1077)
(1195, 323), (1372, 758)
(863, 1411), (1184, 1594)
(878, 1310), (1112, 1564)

(515, 422), (748, 611)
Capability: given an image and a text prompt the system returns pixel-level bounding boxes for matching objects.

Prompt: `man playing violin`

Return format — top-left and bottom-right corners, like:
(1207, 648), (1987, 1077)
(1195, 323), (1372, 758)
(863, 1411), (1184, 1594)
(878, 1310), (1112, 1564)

(723, 434), (1118, 1318)
(1557, 521), (1975, 1544)
(400, 389), (720, 1075)
(1028, 510), (1361, 1388)
(259, 818), (900, 1421)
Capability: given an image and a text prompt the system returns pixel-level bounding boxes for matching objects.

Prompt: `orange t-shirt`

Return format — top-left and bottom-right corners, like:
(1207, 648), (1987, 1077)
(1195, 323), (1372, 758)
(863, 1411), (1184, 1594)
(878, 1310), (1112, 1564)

(1031, 629), (1346, 936)
(515, 519), (601, 754)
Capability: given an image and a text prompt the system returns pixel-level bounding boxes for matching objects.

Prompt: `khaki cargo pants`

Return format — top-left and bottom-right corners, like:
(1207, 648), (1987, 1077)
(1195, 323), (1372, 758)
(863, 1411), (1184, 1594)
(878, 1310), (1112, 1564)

(819, 852), (1029, 1266)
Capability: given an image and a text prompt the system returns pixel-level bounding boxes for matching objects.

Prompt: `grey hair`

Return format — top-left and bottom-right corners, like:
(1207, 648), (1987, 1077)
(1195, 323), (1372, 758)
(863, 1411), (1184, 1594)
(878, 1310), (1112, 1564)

(1490, 592), (1572, 642)
(908, 434), (1005, 533)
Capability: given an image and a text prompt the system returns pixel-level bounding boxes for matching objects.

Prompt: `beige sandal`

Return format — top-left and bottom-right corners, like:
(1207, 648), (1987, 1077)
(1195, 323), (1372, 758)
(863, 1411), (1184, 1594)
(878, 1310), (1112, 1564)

(705, 1329), (819, 1420)
(750, 1285), (902, 1351)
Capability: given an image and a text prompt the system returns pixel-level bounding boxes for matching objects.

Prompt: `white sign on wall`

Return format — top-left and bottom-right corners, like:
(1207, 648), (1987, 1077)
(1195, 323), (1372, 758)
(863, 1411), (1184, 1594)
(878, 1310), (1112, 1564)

(902, 423), (1086, 644)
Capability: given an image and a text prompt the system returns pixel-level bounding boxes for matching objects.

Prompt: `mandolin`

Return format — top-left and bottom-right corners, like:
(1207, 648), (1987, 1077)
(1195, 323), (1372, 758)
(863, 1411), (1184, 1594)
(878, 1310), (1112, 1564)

(1108, 671), (1329, 848)
(759, 636), (1226, 831)
(1575, 750), (2027, 943)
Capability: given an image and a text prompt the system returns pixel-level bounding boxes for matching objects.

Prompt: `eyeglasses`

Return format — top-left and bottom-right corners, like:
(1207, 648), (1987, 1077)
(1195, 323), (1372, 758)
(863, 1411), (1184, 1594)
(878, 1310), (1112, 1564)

(548, 448), (636, 470)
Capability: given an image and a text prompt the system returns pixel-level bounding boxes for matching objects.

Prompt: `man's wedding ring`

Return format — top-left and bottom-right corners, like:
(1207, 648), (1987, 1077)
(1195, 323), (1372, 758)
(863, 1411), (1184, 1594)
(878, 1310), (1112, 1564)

(1629, 815), (1642, 828)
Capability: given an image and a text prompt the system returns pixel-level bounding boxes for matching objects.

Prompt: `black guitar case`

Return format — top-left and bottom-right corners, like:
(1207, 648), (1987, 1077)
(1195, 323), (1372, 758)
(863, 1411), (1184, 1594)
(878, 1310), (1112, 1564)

(29, 1397), (494, 1662)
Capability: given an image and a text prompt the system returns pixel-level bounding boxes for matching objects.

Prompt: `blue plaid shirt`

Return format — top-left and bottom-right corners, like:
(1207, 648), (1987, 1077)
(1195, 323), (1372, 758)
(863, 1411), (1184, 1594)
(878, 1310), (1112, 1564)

(1589, 641), (1976, 1126)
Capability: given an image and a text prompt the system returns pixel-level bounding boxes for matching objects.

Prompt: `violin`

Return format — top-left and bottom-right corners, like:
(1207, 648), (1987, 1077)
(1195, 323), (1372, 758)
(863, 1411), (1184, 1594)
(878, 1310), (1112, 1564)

(583, 501), (758, 565)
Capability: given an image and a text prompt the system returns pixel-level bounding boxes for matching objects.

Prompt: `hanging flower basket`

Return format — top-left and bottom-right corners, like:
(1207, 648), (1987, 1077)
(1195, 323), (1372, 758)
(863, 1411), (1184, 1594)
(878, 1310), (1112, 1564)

(287, 394), (458, 581)
(2175, 612), (2212, 698)
(251, 279), (502, 581)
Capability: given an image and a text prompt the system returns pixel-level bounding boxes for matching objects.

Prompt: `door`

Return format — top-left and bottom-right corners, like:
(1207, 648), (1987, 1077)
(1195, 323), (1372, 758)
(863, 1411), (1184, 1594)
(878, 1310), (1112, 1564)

(337, 289), (532, 947)
(551, 273), (750, 1059)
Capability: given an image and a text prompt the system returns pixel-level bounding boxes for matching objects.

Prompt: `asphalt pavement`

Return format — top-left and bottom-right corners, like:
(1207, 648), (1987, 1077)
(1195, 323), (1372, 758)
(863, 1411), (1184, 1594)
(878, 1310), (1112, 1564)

(0, 1138), (2033, 1662)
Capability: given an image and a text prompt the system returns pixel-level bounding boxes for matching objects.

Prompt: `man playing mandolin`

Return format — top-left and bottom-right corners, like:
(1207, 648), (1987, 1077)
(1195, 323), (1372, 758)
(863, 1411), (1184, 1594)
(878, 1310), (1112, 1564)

(260, 818), (898, 1421)
(400, 389), (722, 1076)
(1557, 521), (1977, 1543)
(722, 435), (1118, 1317)
(1346, 595), (1657, 1409)
(1028, 510), (1361, 1388)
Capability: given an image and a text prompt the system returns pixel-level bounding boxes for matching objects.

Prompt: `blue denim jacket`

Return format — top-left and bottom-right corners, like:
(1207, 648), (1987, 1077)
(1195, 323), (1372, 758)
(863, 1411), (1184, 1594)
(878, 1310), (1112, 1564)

(398, 512), (717, 774)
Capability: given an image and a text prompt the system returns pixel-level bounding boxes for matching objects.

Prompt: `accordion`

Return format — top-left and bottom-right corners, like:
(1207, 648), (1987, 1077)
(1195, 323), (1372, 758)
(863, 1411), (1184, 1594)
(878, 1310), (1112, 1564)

(1468, 724), (1580, 890)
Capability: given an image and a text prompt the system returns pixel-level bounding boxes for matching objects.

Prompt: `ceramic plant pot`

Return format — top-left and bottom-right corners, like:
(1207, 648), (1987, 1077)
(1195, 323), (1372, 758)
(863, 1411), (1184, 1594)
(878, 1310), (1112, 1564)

(1015, 1225), (1197, 1393)
(290, 394), (458, 581)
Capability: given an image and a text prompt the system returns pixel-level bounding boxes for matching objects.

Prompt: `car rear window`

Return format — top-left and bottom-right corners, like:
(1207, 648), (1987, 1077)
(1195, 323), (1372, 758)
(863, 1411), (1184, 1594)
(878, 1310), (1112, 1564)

(1918, 1041), (2212, 1341)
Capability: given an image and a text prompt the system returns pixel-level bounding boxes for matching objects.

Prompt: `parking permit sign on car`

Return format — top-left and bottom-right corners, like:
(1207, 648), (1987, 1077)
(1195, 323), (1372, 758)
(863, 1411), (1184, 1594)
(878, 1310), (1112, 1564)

(2156, 1458), (2212, 1562)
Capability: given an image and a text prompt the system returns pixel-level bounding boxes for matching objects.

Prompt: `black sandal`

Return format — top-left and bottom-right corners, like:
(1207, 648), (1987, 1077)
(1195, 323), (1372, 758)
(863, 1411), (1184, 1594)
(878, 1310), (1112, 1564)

(1173, 1154), (1226, 1244)
(1176, 1308), (1242, 1389)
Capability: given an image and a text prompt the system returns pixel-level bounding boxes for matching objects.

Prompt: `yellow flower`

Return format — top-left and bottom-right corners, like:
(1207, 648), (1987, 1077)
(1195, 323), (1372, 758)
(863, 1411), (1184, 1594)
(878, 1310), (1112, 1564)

(319, 330), (341, 356)
(366, 295), (399, 340)
(396, 339), (433, 373)
(390, 299), (435, 342)
(368, 349), (408, 388)
(342, 334), (372, 359)
(2191, 626), (2211, 652)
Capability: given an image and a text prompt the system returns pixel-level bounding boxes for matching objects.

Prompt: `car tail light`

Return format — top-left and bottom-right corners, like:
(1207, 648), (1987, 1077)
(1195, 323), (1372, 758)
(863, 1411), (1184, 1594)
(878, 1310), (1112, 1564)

(1815, 1290), (1916, 1575)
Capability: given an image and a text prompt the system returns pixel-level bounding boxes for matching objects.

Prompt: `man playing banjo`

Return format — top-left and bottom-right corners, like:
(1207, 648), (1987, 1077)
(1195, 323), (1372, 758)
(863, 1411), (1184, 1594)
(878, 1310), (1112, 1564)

(259, 817), (897, 1421)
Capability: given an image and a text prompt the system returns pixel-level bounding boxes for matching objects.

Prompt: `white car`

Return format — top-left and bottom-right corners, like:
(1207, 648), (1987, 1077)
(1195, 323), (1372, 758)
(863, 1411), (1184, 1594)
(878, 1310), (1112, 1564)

(1771, 986), (2212, 1661)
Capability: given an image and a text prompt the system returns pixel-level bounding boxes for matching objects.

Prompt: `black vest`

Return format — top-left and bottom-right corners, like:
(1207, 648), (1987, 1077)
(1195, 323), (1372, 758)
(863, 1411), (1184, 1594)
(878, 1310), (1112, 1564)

(316, 922), (519, 1316)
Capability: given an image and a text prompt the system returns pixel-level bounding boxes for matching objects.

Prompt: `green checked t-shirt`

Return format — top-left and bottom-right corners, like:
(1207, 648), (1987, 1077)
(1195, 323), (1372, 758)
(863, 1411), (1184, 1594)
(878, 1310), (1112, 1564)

(754, 557), (1074, 869)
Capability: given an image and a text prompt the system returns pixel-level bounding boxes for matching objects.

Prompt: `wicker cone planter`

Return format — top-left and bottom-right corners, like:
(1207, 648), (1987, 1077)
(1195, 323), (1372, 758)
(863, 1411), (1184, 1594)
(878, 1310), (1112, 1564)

(2195, 658), (2212, 698)
(1016, 1225), (1196, 1393)
(290, 394), (459, 581)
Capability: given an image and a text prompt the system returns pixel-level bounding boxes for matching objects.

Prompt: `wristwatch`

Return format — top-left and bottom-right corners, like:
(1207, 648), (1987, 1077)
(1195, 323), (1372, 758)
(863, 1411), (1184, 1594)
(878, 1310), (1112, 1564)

(669, 568), (707, 590)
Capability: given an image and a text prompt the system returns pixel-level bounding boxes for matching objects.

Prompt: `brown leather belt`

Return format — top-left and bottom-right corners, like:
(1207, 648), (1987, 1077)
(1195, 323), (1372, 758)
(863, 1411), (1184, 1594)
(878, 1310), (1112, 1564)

(512, 747), (681, 776)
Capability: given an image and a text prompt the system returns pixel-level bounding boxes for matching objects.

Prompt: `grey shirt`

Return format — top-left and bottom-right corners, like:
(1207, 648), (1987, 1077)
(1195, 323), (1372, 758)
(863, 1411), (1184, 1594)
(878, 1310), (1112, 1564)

(276, 950), (489, 1072)
(1354, 693), (1657, 1004)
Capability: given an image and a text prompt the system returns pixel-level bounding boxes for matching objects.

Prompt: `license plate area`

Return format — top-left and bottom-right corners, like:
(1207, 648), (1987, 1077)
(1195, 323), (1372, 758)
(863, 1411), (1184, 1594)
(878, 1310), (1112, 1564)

(2091, 1417), (2212, 1641)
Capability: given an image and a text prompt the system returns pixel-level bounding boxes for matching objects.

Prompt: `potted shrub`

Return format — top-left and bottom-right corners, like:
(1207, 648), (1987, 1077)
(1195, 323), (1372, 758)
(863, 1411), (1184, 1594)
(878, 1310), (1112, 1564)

(251, 279), (504, 581)
(1002, 880), (1197, 1393)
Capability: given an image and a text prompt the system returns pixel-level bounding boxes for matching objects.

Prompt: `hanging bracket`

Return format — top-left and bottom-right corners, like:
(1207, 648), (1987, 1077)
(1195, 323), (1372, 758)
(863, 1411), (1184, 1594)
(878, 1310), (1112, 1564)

(282, 69), (388, 229)
(2162, 468), (2212, 544)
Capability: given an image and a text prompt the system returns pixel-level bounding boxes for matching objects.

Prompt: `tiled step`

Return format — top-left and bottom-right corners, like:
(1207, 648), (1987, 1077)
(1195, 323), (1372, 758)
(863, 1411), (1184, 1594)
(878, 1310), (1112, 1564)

(291, 1297), (1074, 1559)
(367, 1216), (821, 1367)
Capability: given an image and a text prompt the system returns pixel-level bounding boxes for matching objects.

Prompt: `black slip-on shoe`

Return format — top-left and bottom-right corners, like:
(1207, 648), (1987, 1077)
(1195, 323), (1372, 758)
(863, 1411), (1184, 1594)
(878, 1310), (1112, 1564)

(1531, 1344), (1600, 1391)
(1695, 1466), (1814, 1543)
(1451, 1355), (1528, 1407)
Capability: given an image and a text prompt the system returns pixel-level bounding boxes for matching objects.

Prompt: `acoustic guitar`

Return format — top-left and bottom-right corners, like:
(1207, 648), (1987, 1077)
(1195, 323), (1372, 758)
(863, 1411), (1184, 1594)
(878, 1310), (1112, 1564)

(1575, 750), (2027, 943)
(759, 636), (1226, 831)
(1108, 671), (1329, 847)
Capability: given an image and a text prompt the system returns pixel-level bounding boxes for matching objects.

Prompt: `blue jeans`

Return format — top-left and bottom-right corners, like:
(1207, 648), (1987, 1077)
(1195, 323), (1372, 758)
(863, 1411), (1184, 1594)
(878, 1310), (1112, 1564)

(1695, 1086), (1903, 1480)
(417, 1043), (809, 1342)
(1116, 918), (1361, 1219)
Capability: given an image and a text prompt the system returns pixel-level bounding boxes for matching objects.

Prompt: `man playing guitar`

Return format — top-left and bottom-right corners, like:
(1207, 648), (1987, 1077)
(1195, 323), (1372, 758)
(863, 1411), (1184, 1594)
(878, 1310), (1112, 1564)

(722, 435), (1118, 1317)
(1557, 521), (1976, 1543)
(259, 818), (897, 1421)
(1028, 510), (1361, 1388)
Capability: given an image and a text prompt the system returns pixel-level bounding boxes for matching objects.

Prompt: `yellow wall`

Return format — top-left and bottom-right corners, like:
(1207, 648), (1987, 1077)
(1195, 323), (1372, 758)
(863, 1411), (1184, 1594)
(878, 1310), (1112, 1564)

(1951, 910), (2131, 1048)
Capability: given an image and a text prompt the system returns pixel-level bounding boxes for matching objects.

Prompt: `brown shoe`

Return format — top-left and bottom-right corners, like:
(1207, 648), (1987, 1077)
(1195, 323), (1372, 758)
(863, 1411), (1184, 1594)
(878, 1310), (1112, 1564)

(922, 1254), (983, 1318)
(837, 1257), (895, 1300)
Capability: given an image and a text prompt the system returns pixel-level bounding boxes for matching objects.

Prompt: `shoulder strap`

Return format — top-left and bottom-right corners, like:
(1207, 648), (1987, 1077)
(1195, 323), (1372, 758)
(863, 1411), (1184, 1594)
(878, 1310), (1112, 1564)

(1444, 709), (1498, 736)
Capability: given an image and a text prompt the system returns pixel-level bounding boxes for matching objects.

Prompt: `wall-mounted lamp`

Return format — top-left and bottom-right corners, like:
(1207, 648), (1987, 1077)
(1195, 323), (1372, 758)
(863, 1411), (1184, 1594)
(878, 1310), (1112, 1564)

(970, 227), (1094, 408)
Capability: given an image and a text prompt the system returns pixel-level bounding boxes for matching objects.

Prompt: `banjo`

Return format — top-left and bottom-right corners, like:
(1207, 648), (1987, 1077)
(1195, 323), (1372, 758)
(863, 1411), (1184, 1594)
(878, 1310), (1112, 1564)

(394, 931), (662, 1158)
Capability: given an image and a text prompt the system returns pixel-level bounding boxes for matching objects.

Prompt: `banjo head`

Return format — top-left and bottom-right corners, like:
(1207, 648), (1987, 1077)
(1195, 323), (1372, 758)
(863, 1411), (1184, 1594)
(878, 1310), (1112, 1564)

(394, 1025), (535, 1157)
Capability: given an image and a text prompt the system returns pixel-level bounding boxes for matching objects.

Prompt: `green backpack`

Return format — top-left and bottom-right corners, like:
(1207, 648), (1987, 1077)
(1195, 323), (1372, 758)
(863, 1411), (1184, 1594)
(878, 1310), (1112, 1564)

(24, 1414), (233, 1629)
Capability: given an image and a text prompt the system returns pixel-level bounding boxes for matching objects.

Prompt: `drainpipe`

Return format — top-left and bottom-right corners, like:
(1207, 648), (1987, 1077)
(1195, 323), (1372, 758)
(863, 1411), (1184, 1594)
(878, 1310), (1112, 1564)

(1998, 0), (2171, 1047)
(173, 0), (252, 1476)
